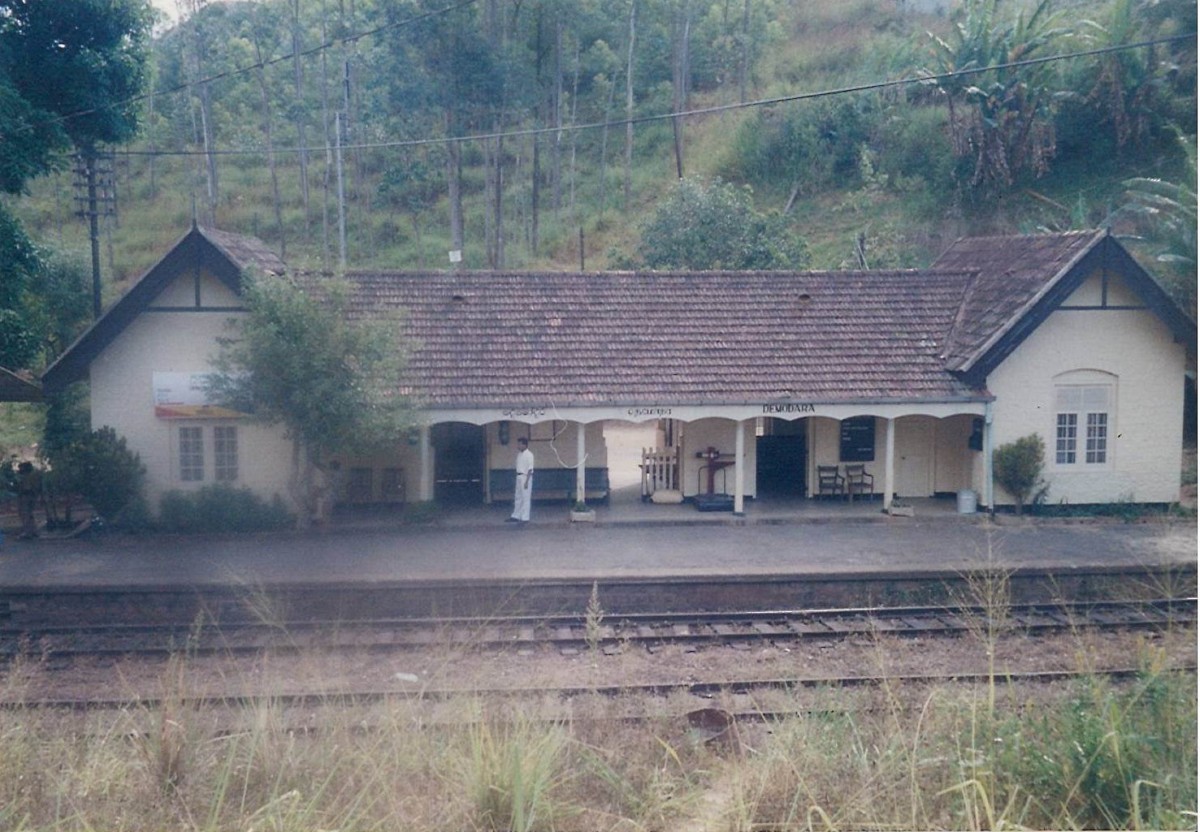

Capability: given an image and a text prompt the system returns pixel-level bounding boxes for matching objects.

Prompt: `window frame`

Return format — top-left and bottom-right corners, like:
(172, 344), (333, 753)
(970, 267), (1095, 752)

(1053, 381), (1114, 470)
(178, 425), (205, 482)
(213, 424), (239, 482)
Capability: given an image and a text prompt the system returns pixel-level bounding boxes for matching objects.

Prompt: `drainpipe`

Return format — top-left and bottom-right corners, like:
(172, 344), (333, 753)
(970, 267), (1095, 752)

(576, 424), (586, 505)
(734, 420), (745, 516)
(983, 402), (994, 513)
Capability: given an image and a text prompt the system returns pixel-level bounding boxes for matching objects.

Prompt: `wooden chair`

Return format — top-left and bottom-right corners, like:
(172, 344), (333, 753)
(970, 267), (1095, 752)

(844, 464), (875, 501)
(816, 465), (844, 499)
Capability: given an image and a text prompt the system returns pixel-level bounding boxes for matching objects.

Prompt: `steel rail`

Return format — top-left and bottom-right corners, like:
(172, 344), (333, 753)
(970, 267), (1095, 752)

(3, 664), (1194, 713)
(1, 598), (1193, 659)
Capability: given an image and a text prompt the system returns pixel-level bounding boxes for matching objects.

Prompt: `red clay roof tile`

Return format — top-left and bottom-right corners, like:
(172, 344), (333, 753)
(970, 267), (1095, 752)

(298, 269), (986, 408)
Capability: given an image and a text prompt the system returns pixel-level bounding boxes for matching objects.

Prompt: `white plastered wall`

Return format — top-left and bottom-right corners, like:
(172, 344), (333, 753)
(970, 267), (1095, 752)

(89, 269), (295, 513)
(484, 420), (608, 501)
(679, 418), (756, 498)
(809, 414), (979, 498)
(986, 271), (1187, 505)
(332, 442), (423, 503)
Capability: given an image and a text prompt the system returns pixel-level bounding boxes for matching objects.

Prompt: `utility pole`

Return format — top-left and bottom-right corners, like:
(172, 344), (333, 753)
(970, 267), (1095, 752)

(336, 58), (351, 271)
(335, 111), (347, 271)
(73, 149), (116, 319)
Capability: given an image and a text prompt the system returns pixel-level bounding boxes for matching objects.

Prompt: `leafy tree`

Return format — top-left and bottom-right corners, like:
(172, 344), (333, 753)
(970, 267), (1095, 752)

(993, 433), (1047, 515)
(207, 272), (413, 525)
(922, 0), (1068, 214)
(0, 210), (40, 368)
(0, 224), (91, 369)
(378, 151), (444, 266)
(1122, 130), (1197, 316)
(635, 176), (807, 270)
(0, 0), (151, 368)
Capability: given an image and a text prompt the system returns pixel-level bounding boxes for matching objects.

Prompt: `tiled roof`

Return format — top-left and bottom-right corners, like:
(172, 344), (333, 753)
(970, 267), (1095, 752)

(197, 226), (286, 276)
(300, 269), (986, 408)
(0, 367), (41, 402)
(933, 230), (1105, 372)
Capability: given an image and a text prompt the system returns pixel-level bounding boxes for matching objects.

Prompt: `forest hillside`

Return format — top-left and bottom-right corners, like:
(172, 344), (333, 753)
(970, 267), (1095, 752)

(8, 0), (1197, 311)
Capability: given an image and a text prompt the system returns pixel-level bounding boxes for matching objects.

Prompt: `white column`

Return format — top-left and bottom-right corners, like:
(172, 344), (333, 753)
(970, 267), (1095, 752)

(576, 423), (587, 504)
(883, 417), (896, 510)
(983, 402), (994, 512)
(734, 420), (746, 515)
(418, 424), (434, 502)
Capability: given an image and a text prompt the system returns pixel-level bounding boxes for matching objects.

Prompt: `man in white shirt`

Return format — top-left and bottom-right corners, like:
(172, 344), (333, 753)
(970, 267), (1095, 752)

(508, 436), (534, 523)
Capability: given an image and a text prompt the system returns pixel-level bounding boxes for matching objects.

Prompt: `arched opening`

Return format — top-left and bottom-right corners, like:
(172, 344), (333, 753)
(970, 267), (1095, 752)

(431, 422), (486, 505)
(756, 417), (807, 497)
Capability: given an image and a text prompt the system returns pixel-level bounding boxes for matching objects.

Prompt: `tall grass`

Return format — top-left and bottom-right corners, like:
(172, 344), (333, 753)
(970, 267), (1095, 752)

(0, 640), (1193, 831)
(727, 666), (1196, 831)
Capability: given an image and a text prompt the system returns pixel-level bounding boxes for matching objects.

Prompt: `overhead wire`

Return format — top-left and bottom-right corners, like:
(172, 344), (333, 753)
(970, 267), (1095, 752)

(26, 0), (482, 135)
(97, 32), (1194, 160)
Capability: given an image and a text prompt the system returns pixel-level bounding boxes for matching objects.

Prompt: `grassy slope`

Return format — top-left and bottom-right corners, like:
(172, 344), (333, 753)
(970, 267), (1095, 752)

(4, 1), (1189, 287)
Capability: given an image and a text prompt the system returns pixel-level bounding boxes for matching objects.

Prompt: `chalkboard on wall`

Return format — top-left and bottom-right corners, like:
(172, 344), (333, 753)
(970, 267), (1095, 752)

(840, 417), (875, 462)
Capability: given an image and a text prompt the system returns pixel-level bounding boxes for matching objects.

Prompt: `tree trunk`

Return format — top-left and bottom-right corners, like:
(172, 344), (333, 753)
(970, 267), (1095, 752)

(147, 83), (157, 198)
(738, 0), (751, 102)
(291, 0), (311, 232)
(624, 0), (637, 207)
(552, 17), (564, 217)
(568, 40), (580, 215)
(318, 0), (333, 265)
(190, 6), (218, 222)
(531, 12), (543, 257)
(254, 37), (286, 258)
(599, 71), (617, 214)
(494, 135), (505, 268)
(671, 0), (692, 180)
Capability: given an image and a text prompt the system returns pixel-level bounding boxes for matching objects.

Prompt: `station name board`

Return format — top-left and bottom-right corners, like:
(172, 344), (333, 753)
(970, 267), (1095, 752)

(761, 403), (816, 414)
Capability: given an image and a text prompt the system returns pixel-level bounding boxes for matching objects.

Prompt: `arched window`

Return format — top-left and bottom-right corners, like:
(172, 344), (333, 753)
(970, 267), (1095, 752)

(1053, 371), (1117, 468)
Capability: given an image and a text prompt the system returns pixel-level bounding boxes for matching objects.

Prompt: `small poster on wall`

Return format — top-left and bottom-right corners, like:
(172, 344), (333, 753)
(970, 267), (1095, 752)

(152, 372), (246, 419)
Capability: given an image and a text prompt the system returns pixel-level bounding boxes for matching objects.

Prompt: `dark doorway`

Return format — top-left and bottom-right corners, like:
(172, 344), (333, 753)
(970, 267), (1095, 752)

(757, 419), (807, 496)
(432, 423), (485, 504)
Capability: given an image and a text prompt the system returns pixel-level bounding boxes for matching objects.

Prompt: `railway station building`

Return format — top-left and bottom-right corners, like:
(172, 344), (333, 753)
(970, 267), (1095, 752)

(43, 225), (1195, 518)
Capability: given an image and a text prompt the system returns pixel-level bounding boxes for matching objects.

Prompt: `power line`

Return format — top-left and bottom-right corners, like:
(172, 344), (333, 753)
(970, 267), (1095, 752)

(105, 33), (1195, 160)
(34, 0), (482, 134)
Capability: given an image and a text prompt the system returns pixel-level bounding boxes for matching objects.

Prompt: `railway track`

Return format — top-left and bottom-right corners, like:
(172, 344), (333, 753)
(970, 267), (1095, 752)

(4, 664), (1195, 713)
(2, 597), (1193, 659)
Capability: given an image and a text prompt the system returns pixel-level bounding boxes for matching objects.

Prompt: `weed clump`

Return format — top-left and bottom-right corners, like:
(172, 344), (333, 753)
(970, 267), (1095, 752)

(158, 484), (294, 533)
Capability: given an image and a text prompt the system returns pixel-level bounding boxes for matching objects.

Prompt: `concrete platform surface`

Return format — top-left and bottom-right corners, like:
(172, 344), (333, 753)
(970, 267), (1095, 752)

(0, 517), (1194, 590)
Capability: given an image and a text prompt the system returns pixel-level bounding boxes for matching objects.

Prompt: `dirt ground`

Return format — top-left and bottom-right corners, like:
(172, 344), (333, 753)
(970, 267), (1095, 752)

(5, 623), (1193, 709)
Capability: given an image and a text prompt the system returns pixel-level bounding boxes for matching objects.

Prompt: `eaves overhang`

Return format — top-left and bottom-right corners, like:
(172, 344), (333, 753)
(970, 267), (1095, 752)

(420, 394), (993, 426)
(956, 232), (1197, 382)
(42, 227), (247, 393)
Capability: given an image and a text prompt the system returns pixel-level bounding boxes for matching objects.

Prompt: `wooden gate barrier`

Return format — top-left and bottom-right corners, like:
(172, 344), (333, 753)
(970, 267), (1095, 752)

(641, 446), (680, 498)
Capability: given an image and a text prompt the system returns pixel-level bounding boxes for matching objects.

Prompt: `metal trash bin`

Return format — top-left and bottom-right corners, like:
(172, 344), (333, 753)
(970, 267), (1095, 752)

(957, 489), (978, 514)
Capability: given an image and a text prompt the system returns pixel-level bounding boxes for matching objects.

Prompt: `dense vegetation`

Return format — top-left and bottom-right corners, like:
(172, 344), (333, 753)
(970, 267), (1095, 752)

(3, 0), (1197, 369)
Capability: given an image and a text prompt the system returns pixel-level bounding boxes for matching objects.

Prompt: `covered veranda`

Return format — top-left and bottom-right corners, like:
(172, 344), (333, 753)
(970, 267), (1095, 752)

(395, 397), (994, 519)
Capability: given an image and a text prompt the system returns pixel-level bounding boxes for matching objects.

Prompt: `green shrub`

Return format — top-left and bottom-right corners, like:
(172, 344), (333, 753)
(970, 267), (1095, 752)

(158, 484), (294, 534)
(53, 426), (146, 523)
(723, 97), (874, 196)
(993, 433), (1046, 515)
(980, 672), (1198, 830)
(635, 176), (808, 270)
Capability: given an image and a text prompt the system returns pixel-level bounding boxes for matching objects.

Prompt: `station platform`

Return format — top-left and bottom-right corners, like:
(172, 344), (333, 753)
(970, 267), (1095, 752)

(0, 503), (1194, 592)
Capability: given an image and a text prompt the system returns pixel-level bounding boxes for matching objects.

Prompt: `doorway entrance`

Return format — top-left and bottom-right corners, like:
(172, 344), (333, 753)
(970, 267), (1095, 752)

(432, 423), (485, 504)
(756, 418), (807, 497)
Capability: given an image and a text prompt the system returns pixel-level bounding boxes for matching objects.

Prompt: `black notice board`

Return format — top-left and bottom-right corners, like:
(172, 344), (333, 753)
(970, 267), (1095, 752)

(840, 417), (875, 462)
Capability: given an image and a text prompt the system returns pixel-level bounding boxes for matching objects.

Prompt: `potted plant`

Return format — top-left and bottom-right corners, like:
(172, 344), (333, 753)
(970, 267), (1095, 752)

(569, 500), (596, 522)
(887, 499), (914, 517)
